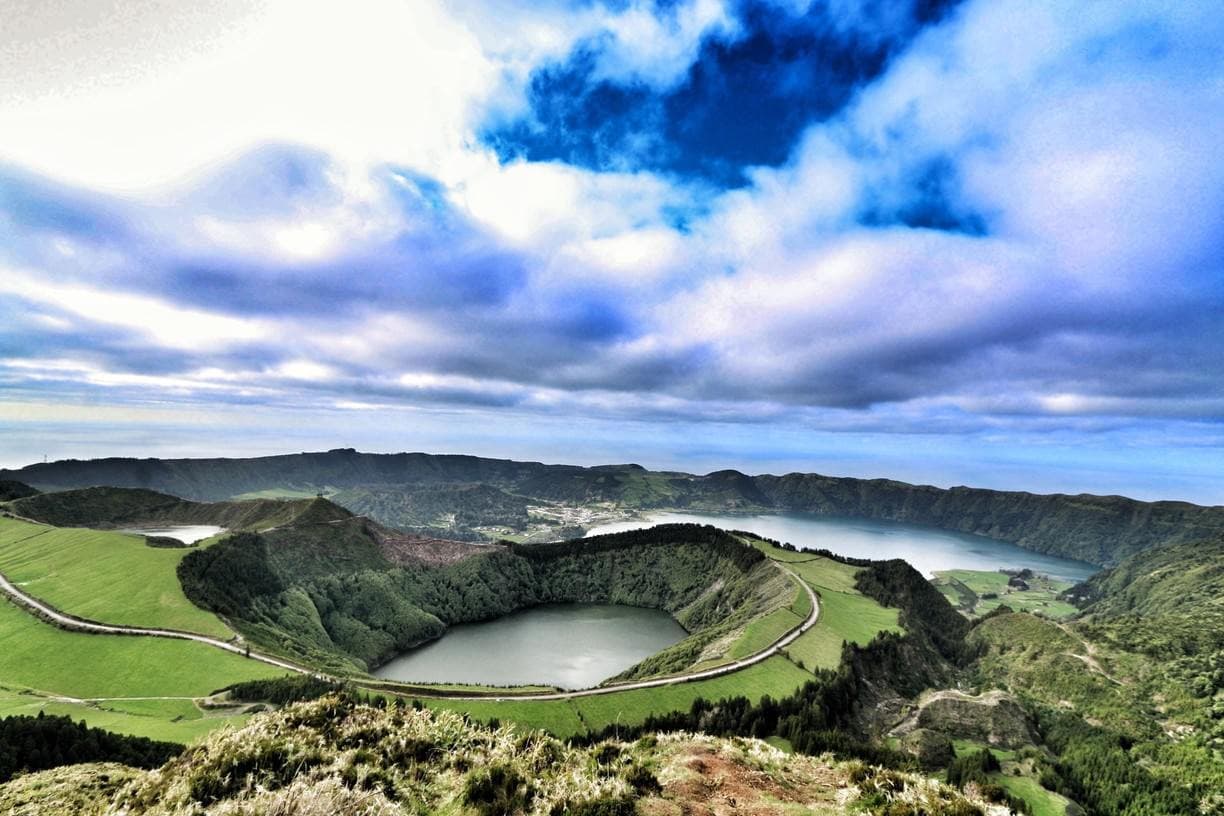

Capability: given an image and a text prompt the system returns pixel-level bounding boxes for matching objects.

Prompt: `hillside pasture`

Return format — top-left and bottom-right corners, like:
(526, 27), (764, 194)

(0, 599), (285, 742)
(0, 517), (231, 638)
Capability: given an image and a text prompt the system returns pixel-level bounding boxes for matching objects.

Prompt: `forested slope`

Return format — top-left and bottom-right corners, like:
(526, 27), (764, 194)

(966, 538), (1224, 814)
(178, 524), (790, 677)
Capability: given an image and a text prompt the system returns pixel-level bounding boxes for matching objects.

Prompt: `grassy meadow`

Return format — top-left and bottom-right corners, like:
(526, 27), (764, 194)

(0, 598), (286, 742)
(0, 516), (232, 638)
(950, 739), (1073, 816)
(933, 568), (1079, 618)
(748, 540), (904, 672)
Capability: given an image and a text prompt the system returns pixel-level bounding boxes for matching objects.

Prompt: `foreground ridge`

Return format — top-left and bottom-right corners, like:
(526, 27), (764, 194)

(0, 696), (1002, 816)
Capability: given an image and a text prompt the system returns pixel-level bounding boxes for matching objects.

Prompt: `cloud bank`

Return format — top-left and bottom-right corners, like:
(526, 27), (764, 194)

(1, 0), (1222, 499)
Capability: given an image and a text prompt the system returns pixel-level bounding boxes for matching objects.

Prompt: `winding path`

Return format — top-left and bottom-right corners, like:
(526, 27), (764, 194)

(0, 571), (312, 676)
(0, 560), (819, 702)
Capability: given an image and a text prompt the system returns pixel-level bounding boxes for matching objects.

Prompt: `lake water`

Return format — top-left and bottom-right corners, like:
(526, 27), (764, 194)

(119, 525), (225, 545)
(372, 603), (687, 689)
(585, 511), (1099, 583)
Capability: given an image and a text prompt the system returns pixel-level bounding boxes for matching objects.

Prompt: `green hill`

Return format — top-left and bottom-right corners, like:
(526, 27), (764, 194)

(0, 480), (37, 502)
(329, 482), (532, 537)
(965, 538), (1224, 814)
(6, 487), (351, 532)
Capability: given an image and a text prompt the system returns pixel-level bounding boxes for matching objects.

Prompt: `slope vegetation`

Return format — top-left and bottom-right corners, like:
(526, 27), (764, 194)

(967, 538), (1224, 814)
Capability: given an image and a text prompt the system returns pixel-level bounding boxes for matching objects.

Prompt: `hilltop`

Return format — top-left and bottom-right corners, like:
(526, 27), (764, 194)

(4, 486), (352, 532)
(7, 449), (1224, 564)
(0, 480), (38, 502)
(0, 696), (1002, 816)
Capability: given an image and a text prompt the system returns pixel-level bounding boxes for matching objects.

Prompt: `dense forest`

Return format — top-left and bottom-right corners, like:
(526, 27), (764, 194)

(0, 713), (181, 783)
(0, 480), (37, 502)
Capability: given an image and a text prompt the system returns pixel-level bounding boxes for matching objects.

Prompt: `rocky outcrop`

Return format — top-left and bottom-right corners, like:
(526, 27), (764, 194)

(891, 689), (1039, 749)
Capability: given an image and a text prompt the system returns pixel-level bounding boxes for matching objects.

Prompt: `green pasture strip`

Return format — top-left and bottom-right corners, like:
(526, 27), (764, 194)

(423, 656), (810, 739)
(789, 580), (814, 619)
(744, 542), (902, 673)
(782, 556), (863, 595)
(361, 681), (559, 696)
(763, 735), (794, 753)
(229, 488), (323, 500)
(728, 605), (804, 659)
(0, 599), (284, 701)
(786, 588), (902, 671)
(0, 516), (231, 638)
(0, 690), (252, 744)
(423, 697), (587, 738)
(995, 774), (1073, 816)
(570, 657), (811, 733)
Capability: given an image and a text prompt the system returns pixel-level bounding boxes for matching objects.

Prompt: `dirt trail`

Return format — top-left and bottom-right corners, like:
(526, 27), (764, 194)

(1057, 622), (1126, 686)
(0, 570), (312, 676)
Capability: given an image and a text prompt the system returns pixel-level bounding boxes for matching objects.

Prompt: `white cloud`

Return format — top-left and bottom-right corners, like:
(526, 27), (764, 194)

(0, 268), (271, 350)
(0, 0), (494, 192)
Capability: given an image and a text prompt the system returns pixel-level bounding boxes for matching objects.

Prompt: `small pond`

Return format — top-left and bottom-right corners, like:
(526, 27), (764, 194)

(372, 603), (687, 689)
(119, 525), (226, 545)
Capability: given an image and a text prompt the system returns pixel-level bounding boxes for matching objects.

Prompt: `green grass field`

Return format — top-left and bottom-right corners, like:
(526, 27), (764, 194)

(787, 587), (903, 670)
(727, 579), (808, 660)
(758, 548), (903, 672)
(951, 740), (1071, 816)
(996, 774), (1073, 816)
(0, 516), (231, 638)
(426, 657), (811, 738)
(782, 556), (864, 595)
(934, 569), (1078, 618)
(0, 599), (286, 742)
(424, 697), (587, 738)
(0, 691), (260, 745)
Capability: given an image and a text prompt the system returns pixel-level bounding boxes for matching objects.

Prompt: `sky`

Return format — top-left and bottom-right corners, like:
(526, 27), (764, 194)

(1, 0), (1223, 503)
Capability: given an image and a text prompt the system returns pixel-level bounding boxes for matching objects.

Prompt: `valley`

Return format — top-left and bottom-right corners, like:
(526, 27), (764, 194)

(8, 449), (1224, 565)
(1, 452), (1221, 815)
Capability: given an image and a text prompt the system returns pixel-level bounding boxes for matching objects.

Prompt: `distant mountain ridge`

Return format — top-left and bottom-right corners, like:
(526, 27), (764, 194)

(5, 448), (1224, 565)
(4, 486), (352, 532)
